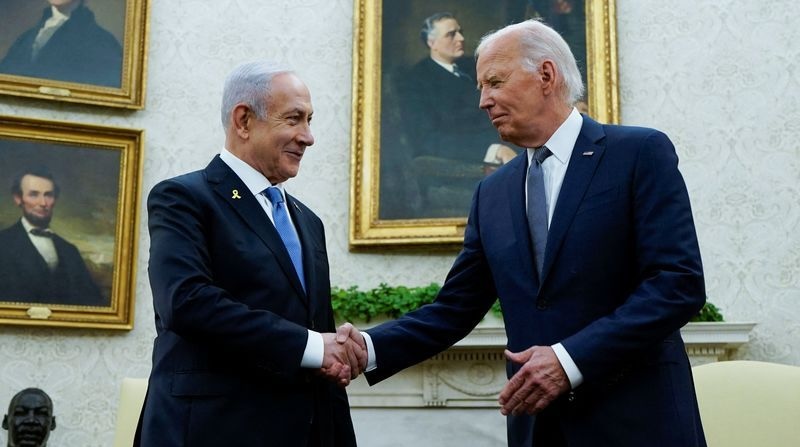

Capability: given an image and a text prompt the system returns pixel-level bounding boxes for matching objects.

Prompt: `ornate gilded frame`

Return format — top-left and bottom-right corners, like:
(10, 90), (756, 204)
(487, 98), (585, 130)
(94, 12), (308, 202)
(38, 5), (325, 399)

(350, 0), (618, 249)
(0, 0), (150, 109)
(0, 115), (143, 329)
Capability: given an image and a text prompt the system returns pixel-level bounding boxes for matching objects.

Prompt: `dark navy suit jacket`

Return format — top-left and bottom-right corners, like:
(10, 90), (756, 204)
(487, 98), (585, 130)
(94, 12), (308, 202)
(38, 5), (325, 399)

(365, 116), (707, 446)
(136, 156), (355, 447)
(0, 220), (104, 306)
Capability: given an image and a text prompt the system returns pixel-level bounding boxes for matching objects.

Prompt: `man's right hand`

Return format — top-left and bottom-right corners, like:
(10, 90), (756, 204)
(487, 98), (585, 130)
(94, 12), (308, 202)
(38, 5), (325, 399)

(320, 323), (367, 386)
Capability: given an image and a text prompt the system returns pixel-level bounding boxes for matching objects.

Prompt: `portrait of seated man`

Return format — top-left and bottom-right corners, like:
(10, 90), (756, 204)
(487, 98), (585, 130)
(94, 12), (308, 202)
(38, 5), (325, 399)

(0, 0), (123, 87)
(390, 12), (517, 218)
(0, 168), (104, 306)
(2, 388), (56, 447)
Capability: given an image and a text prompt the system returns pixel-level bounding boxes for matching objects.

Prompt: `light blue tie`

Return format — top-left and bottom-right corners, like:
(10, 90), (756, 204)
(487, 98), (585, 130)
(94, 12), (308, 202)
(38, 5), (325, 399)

(264, 187), (305, 292)
(527, 146), (552, 279)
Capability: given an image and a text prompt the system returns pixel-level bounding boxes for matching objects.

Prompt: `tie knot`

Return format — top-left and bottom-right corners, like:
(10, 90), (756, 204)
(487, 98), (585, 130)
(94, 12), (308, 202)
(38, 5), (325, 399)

(30, 228), (53, 238)
(533, 146), (552, 165)
(264, 187), (284, 205)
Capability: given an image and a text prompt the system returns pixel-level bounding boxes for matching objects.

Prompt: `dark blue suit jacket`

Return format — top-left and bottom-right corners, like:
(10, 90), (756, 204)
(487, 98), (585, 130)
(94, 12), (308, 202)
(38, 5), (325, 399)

(136, 156), (355, 447)
(365, 116), (706, 446)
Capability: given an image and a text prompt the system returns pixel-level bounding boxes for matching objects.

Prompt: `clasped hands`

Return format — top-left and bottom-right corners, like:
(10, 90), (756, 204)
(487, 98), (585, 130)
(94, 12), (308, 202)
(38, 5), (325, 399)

(319, 322), (367, 387)
(318, 326), (570, 416)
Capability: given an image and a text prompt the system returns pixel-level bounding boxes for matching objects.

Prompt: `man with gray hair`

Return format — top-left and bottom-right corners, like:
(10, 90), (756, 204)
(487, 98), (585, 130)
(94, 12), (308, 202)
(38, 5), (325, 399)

(136, 60), (362, 447)
(357, 19), (707, 446)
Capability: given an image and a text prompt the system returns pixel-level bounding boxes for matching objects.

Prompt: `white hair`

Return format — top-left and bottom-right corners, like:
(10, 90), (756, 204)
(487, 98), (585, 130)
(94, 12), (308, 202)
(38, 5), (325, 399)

(476, 19), (585, 106)
(220, 60), (292, 130)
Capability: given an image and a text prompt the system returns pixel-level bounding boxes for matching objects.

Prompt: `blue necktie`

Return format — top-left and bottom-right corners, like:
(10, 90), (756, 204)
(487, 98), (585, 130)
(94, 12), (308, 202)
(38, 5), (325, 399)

(527, 147), (552, 279)
(264, 187), (305, 292)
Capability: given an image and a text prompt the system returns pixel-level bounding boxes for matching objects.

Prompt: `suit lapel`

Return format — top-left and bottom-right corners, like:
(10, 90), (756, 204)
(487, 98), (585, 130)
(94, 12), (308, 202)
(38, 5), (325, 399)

(540, 116), (606, 284)
(205, 156), (309, 304)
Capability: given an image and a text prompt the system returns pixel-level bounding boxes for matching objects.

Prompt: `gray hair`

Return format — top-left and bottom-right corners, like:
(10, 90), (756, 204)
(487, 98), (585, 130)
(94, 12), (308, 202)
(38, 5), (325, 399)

(220, 60), (293, 130)
(420, 12), (455, 47)
(476, 19), (584, 106)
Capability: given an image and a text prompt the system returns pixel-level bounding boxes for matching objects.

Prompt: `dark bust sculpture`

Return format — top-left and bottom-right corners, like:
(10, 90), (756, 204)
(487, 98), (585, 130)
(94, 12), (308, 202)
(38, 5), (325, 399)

(2, 388), (56, 447)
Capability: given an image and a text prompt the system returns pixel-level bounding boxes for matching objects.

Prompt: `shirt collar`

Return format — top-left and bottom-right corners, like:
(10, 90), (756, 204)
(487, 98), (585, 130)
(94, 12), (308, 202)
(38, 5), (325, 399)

(20, 217), (49, 233)
(48, 5), (71, 23)
(430, 57), (456, 75)
(219, 148), (286, 199)
(527, 107), (583, 165)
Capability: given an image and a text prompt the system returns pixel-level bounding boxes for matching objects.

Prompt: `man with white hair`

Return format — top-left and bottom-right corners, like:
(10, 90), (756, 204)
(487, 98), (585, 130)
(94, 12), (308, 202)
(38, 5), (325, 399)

(358, 19), (707, 446)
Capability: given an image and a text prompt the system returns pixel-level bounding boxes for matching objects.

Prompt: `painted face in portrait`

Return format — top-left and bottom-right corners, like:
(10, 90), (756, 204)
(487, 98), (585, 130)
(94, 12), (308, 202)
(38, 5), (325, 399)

(428, 18), (465, 64)
(241, 73), (315, 185)
(477, 34), (553, 148)
(2, 389), (56, 447)
(13, 175), (57, 228)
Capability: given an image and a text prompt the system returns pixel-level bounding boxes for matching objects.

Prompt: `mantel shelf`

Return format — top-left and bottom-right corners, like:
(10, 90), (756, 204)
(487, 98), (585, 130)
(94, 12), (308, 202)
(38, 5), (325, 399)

(348, 320), (756, 408)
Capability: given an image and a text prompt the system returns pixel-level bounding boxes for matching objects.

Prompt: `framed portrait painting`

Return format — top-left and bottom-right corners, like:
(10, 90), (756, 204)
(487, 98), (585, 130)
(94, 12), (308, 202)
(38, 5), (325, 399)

(350, 0), (618, 248)
(0, 0), (149, 109)
(0, 115), (143, 329)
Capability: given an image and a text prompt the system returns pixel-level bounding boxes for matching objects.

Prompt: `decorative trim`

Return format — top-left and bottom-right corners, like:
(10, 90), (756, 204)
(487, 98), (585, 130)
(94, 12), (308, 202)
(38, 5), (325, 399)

(348, 322), (756, 408)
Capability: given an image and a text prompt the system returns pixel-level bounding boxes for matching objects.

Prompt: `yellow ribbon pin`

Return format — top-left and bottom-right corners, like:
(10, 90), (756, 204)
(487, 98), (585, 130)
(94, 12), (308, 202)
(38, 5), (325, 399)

(231, 189), (241, 199)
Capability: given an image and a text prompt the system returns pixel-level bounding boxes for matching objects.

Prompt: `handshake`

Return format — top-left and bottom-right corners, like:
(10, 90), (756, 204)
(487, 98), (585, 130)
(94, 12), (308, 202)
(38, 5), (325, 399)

(319, 322), (368, 387)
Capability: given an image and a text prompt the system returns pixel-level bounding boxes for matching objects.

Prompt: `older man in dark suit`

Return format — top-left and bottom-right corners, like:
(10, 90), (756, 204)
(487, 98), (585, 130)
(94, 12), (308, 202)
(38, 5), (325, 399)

(358, 19), (707, 446)
(136, 60), (364, 447)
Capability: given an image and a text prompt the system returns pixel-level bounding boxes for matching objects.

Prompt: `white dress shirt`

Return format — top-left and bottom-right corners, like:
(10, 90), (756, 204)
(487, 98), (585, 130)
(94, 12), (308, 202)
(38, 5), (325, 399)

(21, 217), (58, 271)
(219, 149), (323, 369)
(364, 108), (587, 388)
(32, 6), (70, 60)
(525, 107), (584, 389)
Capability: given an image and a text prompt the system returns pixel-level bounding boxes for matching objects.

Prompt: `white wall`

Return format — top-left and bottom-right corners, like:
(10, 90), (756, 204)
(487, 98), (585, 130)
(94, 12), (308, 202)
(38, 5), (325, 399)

(0, 0), (797, 444)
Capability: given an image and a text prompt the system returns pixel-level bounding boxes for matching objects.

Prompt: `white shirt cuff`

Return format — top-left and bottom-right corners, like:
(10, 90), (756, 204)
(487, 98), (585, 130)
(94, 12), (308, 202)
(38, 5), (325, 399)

(361, 331), (377, 372)
(300, 330), (323, 368)
(552, 342), (584, 389)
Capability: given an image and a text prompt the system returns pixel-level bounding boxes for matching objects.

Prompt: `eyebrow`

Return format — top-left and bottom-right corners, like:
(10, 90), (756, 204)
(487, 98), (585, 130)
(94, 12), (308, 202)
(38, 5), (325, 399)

(444, 27), (462, 38)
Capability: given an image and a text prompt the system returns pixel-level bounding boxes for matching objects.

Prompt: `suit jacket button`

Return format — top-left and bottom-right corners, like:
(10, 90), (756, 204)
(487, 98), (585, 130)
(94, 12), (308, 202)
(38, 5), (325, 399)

(567, 391), (576, 402)
(536, 299), (549, 310)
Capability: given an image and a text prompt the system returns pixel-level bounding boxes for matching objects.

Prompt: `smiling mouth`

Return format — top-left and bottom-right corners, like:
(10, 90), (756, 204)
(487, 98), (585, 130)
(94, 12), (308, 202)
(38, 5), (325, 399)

(286, 150), (304, 159)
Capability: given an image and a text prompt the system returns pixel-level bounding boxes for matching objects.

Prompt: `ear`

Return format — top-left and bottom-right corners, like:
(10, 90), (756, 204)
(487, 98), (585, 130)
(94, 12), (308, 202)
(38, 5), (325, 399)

(50, 415), (56, 430)
(539, 60), (557, 95)
(12, 194), (21, 206)
(231, 104), (251, 139)
(2, 415), (8, 430)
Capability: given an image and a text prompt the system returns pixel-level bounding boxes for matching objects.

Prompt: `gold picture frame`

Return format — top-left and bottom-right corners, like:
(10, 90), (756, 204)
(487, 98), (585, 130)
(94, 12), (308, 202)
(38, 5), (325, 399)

(0, 115), (143, 329)
(0, 0), (149, 109)
(350, 0), (618, 249)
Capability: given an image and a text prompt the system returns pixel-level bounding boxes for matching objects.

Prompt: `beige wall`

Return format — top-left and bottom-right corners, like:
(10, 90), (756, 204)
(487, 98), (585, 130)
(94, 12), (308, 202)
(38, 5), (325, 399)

(0, 0), (797, 444)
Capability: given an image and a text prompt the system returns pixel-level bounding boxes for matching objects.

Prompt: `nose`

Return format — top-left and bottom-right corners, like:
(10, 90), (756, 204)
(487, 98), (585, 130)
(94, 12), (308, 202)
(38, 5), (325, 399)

(298, 125), (314, 147)
(479, 88), (493, 110)
(455, 31), (464, 42)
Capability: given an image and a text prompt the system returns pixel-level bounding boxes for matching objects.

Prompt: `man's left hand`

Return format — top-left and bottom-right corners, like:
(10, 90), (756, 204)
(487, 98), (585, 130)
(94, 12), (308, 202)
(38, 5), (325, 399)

(498, 346), (570, 416)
